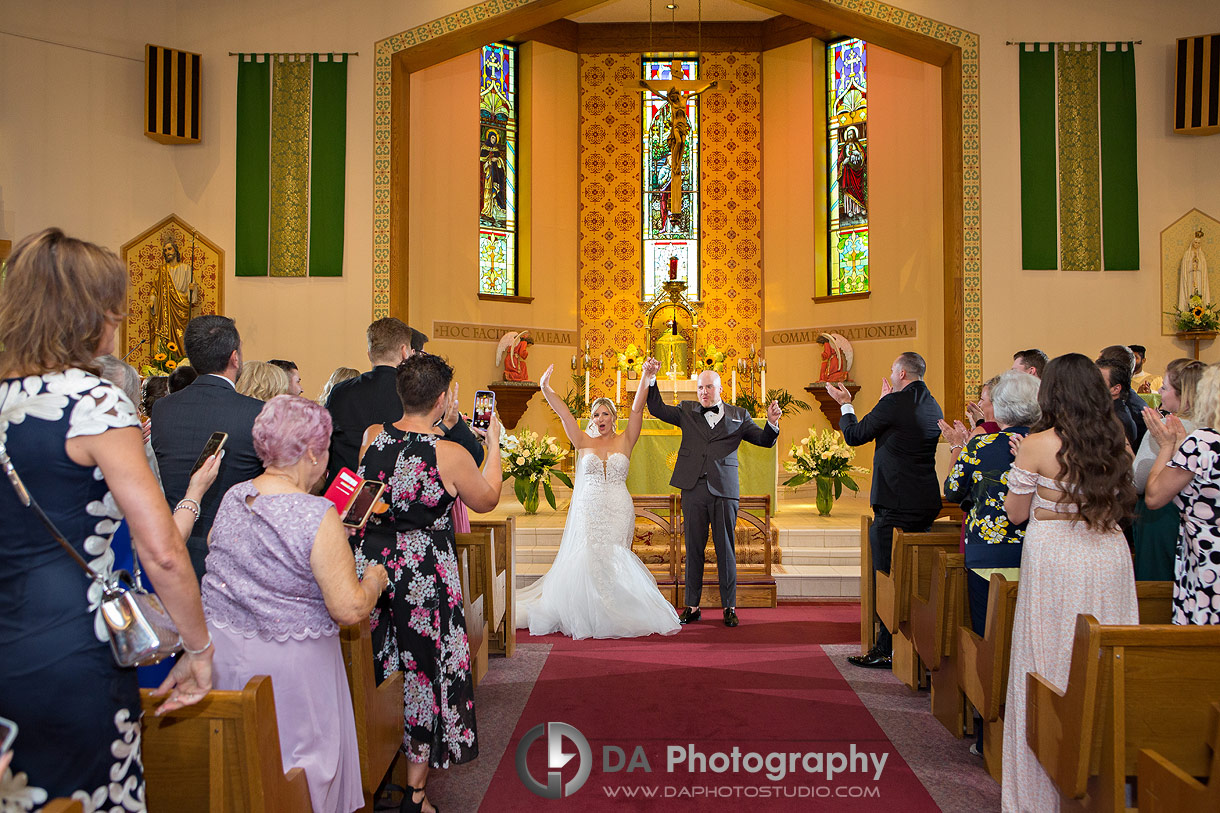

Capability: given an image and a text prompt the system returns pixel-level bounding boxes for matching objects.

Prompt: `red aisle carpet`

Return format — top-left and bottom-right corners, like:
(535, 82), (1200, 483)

(481, 604), (941, 811)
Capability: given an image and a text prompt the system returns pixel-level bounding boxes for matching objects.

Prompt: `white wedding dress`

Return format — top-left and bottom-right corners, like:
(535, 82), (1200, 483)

(516, 450), (681, 639)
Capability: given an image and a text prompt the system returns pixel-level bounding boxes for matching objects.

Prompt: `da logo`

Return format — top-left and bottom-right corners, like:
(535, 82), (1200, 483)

(515, 722), (592, 799)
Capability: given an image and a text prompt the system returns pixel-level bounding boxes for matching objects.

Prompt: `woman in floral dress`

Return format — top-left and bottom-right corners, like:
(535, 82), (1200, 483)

(355, 354), (502, 813)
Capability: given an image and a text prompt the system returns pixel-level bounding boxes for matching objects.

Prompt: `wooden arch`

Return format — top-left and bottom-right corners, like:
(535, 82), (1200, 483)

(373, 0), (980, 416)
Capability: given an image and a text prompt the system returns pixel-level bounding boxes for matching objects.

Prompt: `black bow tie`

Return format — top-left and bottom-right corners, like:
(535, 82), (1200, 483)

(700, 404), (721, 415)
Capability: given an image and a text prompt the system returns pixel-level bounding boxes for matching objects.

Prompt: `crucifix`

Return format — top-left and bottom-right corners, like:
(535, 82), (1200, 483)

(633, 58), (718, 218)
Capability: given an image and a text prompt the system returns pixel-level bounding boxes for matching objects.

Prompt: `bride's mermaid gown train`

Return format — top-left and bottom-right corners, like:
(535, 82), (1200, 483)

(516, 451), (681, 639)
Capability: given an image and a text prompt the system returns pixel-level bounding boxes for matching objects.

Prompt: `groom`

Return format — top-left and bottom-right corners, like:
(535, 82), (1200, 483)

(644, 358), (782, 627)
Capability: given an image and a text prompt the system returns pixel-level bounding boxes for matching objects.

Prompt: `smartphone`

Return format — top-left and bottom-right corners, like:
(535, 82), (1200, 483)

(0, 716), (16, 755)
(190, 431), (228, 476)
(341, 479), (387, 529)
(472, 390), (495, 431)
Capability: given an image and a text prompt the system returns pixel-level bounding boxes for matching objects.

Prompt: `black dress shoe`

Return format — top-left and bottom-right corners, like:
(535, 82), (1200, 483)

(846, 649), (892, 669)
(723, 608), (739, 627)
(679, 607), (701, 624)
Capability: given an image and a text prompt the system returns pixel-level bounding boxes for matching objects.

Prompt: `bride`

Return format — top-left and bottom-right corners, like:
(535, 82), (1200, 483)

(515, 364), (681, 639)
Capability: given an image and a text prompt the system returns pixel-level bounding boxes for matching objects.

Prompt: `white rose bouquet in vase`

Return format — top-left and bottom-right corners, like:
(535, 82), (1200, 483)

(500, 429), (572, 513)
(783, 428), (868, 516)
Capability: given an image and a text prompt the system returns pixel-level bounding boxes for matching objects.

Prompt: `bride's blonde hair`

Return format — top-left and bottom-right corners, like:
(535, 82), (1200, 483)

(589, 397), (618, 419)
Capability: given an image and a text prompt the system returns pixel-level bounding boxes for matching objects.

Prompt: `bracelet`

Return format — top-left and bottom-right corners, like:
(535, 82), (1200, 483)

(182, 632), (213, 656)
(174, 498), (201, 519)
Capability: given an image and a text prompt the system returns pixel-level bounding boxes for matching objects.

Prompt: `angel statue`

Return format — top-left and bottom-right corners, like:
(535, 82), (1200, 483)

(497, 330), (534, 382)
(816, 332), (854, 383)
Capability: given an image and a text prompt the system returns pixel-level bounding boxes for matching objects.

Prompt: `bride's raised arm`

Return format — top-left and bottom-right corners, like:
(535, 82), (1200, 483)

(624, 359), (656, 450)
(539, 364), (587, 449)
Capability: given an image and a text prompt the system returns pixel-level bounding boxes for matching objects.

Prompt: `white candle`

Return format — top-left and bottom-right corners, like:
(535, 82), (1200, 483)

(731, 370), (737, 402)
(761, 369), (767, 402)
(585, 370), (590, 404)
(616, 370), (622, 404)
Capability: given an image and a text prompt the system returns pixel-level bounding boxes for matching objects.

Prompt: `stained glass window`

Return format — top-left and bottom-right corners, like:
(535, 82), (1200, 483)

(642, 59), (699, 300)
(827, 38), (869, 296)
(479, 43), (518, 296)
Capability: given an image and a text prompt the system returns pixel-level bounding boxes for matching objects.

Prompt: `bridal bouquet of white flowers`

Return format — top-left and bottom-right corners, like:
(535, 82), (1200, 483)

(500, 429), (572, 513)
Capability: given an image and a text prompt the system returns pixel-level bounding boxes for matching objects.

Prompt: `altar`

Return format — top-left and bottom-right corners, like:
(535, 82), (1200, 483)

(580, 417), (779, 506)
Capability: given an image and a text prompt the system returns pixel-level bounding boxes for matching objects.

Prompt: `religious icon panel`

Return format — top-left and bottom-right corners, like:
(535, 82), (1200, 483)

(642, 58), (700, 300)
(479, 42), (518, 295)
(827, 38), (869, 296)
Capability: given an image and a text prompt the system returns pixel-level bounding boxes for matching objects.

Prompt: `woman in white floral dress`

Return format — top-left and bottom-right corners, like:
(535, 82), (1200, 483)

(0, 229), (216, 811)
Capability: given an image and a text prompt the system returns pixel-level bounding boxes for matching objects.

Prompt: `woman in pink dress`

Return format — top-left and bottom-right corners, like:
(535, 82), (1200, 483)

(1001, 354), (1138, 812)
(203, 395), (389, 813)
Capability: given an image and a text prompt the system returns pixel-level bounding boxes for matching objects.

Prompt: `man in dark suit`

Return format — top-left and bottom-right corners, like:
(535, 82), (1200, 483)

(152, 315), (265, 580)
(326, 318), (483, 477)
(1098, 345), (1147, 449)
(828, 351), (943, 668)
(644, 358), (781, 627)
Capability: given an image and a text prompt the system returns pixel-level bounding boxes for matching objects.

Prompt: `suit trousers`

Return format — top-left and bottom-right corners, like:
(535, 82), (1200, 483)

(869, 506), (939, 655)
(682, 478), (738, 608)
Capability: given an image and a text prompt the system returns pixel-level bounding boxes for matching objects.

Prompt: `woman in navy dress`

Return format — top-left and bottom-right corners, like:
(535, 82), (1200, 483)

(0, 229), (216, 811)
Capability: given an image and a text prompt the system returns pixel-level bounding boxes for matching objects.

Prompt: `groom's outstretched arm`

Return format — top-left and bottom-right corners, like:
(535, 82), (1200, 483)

(643, 357), (682, 427)
(741, 418), (779, 448)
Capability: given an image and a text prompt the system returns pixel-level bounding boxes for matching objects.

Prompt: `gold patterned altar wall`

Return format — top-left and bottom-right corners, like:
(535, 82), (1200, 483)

(577, 52), (763, 398)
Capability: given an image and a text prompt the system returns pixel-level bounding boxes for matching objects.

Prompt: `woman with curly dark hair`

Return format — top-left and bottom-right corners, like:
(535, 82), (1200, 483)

(999, 353), (1138, 812)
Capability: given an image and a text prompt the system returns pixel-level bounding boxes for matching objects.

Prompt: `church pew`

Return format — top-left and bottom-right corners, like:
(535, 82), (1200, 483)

(140, 675), (313, 812)
(909, 549), (969, 736)
(42, 802), (84, 813)
(874, 524), (960, 688)
(340, 619), (404, 813)
(858, 503), (960, 656)
(1026, 615), (1220, 811)
(468, 517), (517, 657)
(631, 494), (680, 606)
(860, 516), (875, 655)
(675, 494), (776, 608)
(456, 543), (489, 687)
(1138, 702), (1220, 812)
(956, 578), (1177, 783)
(957, 571), (1018, 781)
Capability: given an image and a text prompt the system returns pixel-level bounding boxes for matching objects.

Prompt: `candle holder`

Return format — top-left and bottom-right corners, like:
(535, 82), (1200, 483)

(571, 341), (604, 413)
(735, 349), (767, 414)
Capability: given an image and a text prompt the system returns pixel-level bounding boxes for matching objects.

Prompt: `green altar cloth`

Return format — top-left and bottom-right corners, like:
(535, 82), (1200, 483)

(579, 418), (779, 507)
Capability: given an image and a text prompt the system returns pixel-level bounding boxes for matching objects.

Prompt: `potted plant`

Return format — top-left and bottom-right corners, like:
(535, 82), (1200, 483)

(782, 428), (868, 516)
(500, 429), (572, 514)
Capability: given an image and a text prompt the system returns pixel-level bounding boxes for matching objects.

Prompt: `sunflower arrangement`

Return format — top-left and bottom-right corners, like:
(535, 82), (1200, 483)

(1170, 294), (1220, 332)
(140, 341), (184, 377)
(697, 344), (726, 373)
(616, 343), (644, 376)
(500, 429), (572, 513)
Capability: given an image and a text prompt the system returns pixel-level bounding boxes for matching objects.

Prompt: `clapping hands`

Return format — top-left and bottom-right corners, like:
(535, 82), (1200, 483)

(825, 382), (853, 405)
(1143, 406), (1186, 448)
(938, 418), (970, 449)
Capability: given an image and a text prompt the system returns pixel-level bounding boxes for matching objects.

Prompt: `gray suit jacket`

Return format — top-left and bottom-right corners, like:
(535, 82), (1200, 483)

(647, 383), (779, 499)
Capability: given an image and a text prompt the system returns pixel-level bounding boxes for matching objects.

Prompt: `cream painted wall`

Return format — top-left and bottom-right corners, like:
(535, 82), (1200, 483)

(5, 0), (1220, 414)
(763, 42), (943, 476)
(886, 0), (1220, 378)
(408, 43), (578, 438)
(0, 0), (455, 398)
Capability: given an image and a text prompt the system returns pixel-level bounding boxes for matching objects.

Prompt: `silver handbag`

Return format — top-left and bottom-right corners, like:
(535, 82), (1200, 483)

(0, 442), (182, 667)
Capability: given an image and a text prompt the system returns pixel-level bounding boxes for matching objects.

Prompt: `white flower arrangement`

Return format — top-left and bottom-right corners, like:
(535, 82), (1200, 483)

(499, 428), (571, 512)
